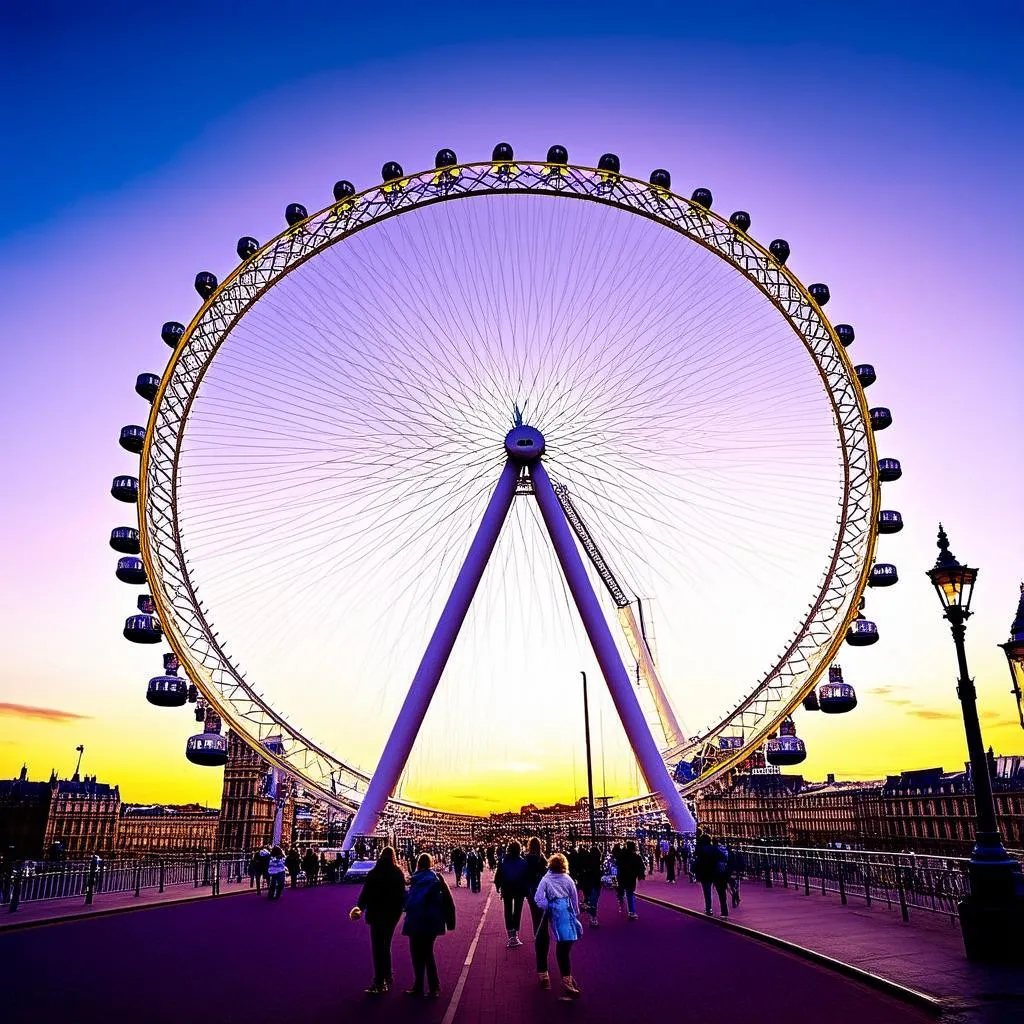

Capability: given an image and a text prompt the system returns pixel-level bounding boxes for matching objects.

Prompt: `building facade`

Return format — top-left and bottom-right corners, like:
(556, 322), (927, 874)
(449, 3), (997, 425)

(118, 804), (219, 853)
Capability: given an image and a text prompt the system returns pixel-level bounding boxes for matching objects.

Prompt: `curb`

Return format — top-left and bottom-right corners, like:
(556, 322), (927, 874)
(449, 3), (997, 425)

(638, 891), (953, 1018)
(0, 884), (255, 934)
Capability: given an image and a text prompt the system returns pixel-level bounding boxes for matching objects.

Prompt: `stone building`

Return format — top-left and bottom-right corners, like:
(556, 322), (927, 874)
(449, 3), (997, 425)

(118, 803), (220, 854)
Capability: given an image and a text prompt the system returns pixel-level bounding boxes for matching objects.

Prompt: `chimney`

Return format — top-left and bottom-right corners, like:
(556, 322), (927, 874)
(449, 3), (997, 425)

(19, 764), (27, 782)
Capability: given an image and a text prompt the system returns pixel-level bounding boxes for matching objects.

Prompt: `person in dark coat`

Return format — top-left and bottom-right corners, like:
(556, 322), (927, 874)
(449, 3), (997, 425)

(578, 845), (604, 925)
(401, 854), (456, 998)
(523, 836), (550, 980)
(351, 846), (407, 994)
(451, 846), (466, 888)
(615, 840), (646, 920)
(494, 840), (530, 947)
(664, 844), (678, 884)
(465, 848), (481, 893)
(285, 848), (301, 888)
(693, 834), (730, 916)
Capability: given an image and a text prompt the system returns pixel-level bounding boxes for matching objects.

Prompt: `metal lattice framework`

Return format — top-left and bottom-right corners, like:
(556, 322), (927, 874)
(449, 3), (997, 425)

(137, 159), (880, 820)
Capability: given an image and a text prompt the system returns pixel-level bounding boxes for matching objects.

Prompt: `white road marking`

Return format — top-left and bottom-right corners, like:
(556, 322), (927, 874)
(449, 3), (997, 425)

(441, 888), (494, 1024)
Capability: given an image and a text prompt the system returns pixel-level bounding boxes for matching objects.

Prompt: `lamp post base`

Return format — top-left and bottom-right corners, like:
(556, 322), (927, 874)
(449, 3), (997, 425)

(959, 835), (1024, 963)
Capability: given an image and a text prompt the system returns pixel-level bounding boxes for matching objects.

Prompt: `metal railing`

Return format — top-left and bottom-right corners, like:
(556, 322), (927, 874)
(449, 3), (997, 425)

(2, 853), (251, 913)
(735, 844), (972, 922)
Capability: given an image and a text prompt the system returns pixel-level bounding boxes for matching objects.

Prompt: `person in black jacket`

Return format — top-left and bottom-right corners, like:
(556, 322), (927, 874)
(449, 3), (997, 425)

(693, 834), (729, 917)
(524, 836), (551, 985)
(402, 854), (456, 998)
(351, 846), (407, 994)
(494, 840), (530, 947)
(615, 840), (646, 920)
(578, 845), (604, 926)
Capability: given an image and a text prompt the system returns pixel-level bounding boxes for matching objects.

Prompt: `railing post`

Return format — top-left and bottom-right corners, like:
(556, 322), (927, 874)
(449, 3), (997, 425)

(864, 862), (871, 907)
(781, 857), (788, 889)
(134, 861), (142, 897)
(838, 860), (847, 905)
(84, 856), (99, 906)
(158, 858), (165, 894)
(193, 858), (200, 888)
(803, 857), (810, 895)
(896, 866), (910, 923)
(8, 866), (23, 913)
(764, 854), (773, 889)
(203, 854), (211, 888)
(212, 856), (220, 896)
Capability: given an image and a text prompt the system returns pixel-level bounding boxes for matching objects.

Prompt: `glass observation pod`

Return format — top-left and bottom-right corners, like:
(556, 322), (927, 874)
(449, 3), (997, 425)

(878, 458), (902, 482)
(118, 424), (146, 454)
(855, 364), (876, 388)
(718, 735), (744, 750)
(163, 652), (180, 674)
(137, 594), (156, 614)
(146, 675), (189, 707)
(111, 475), (139, 503)
(846, 617), (879, 647)
(869, 407), (893, 431)
(124, 614), (161, 644)
(869, 563), (899, 587)
(818, 665), (857, 713)
(878, 510), (904, 534)
(835, 324), (855, 347)
(135, 373), (161, 402)
(185, 733), (229, 767)
(115, 556), (147, 585)
(766, 719), (807, 766)
(194, 705), (206, 722)
(109, 527), (140, 554)
(161, 321), (185, 348)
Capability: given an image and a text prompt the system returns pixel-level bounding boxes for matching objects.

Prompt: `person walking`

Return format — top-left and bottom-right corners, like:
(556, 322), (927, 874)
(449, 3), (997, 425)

(451, 846), (466, 888)
(302, 848), (319, 887)
(402, 853), (456, 998)
(693, 834), (729, 916)
(533, 853), (583, 999)
(727, 843), (745, 907)
(578, 845), (603, 926)
(267, 845), (287, 900)
(524, 836), (550, 981)
(466, 848), (481, 893)
(616, 840), (646, 920)
(350, 846), (407, 995)
(610, 843), (625, 912)
(494, 840), (529, 947)
(664, 843), (678, 884)
(285, 847), (301, 889)
(249, 848), (267, 893)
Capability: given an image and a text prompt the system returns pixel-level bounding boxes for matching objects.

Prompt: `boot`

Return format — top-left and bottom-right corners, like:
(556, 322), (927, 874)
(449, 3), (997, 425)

(538, 971), (551, 989)
(562, 976), (581, 998)
(510, 930), (523, 947)
(506, 929), (517, 948)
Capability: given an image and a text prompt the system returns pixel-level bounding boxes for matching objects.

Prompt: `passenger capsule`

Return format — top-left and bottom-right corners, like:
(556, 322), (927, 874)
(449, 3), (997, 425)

(718, 734), (744, 750)
(116, 556), (147, 585)
(111, 475), (139, 503)
(135, 374), (161, 402)
(109, 527), (140, 554)
(691, 187), (713, 209)
(236, 236), (259, 260)
(492, 143), (514, 163)
(185, 732), (229, 767)
(285, 203), (307, 226)
(878, 457), (902, 482)
(846, 617), (879, 646)
(124, 614), (161, 644)
(333, 180), (355, 201)
(819, 666), (858, 714)
(835, 324), (855, 347)
(546, 145), (568, 164)
(194, 272), (217, 299)
(855, 364), (876, 388)
(194, 705), (206, 722)
(809, 283), (830, 306)
(869, 562), (899, 587)
(137, 593), (156, 614)
(769, 239), (790, 264)
(163, 651), (180, 674)
(766, 723), (807, 766)
(146, 675), (189, 708)
(803, 689), (821, 711)
(870, 407), (893, 431)
(382, 162), (404, 182)
(161, 321), (185, 348)
(118, 425), (146, 454)
(187, 683), (198, 703)
(649, 168), (671, 189)
(730, 211), (751, 232)
(878, 509), (904, 534)
(597, 153), (621, 173)
(435, 148), (457, 168)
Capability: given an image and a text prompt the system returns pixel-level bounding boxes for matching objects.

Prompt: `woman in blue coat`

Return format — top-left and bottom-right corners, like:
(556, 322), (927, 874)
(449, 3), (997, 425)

(401, 853), (456, 998)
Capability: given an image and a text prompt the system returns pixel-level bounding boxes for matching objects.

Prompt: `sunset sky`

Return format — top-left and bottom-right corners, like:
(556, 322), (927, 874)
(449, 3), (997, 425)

(1, 3), (1022, 815)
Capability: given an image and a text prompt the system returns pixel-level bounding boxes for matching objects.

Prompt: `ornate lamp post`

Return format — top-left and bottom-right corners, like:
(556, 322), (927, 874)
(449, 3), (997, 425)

(926, 525), (1024, 962)
(998, 583), (1024, 730)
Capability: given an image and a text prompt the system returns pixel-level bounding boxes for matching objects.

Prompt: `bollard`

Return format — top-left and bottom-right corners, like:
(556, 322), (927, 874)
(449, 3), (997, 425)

(9, 868), (23, 913)
(803, 858), (810, 896)
(159, 858), (165, 894)
(85, 856), (99, 906)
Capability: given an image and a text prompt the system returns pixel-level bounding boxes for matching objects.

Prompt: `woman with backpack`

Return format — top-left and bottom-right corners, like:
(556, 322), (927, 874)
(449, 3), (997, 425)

(350, 846), (407, 995)
(401, 853), (456, 998)
(533, 853), (583, 999)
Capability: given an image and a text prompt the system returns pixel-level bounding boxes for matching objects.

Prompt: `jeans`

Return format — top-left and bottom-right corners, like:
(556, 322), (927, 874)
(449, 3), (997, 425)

(370, 918), (399, 985)
(503, 894), (525, 930)
(585, 885), (601, 918)
(701, 879), (729, 914)
(530, 901), (549, 972)
(624, 888), (637, 914)
(408, 934), (439, 993)
(268, 873), (285, 899)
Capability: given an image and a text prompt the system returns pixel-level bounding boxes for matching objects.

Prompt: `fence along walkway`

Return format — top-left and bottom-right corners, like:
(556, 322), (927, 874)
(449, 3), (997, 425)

(736, 843), (971, 921)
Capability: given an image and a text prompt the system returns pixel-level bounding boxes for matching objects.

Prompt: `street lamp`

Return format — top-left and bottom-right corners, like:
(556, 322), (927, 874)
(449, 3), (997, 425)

(926, 525), (1024, 962)
(998, 583), (1024, 730)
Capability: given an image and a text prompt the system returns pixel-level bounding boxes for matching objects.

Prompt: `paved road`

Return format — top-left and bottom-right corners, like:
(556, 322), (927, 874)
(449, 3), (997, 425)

(3, 876), (934, 1023)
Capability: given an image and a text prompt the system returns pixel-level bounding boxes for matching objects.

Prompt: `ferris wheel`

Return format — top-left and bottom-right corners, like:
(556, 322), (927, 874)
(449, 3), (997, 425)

(109, 144), (902, 839)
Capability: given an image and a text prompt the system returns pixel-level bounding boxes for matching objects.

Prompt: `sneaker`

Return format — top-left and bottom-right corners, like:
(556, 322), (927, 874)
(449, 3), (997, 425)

(507, 935), (517, 948)
(364, 983), (388, 995)
(627, 912), (638, 920)
(510, 935), (523, 948)
(538, 972), (551, 989)
(721, 910), (729, 918)
(704, 908), (713, 915)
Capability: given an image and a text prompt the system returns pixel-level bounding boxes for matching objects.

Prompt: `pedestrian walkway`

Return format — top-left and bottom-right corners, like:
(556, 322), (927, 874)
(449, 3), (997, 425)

(638, 873), (1024, 1023)
(2, 869), (934, 1024)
